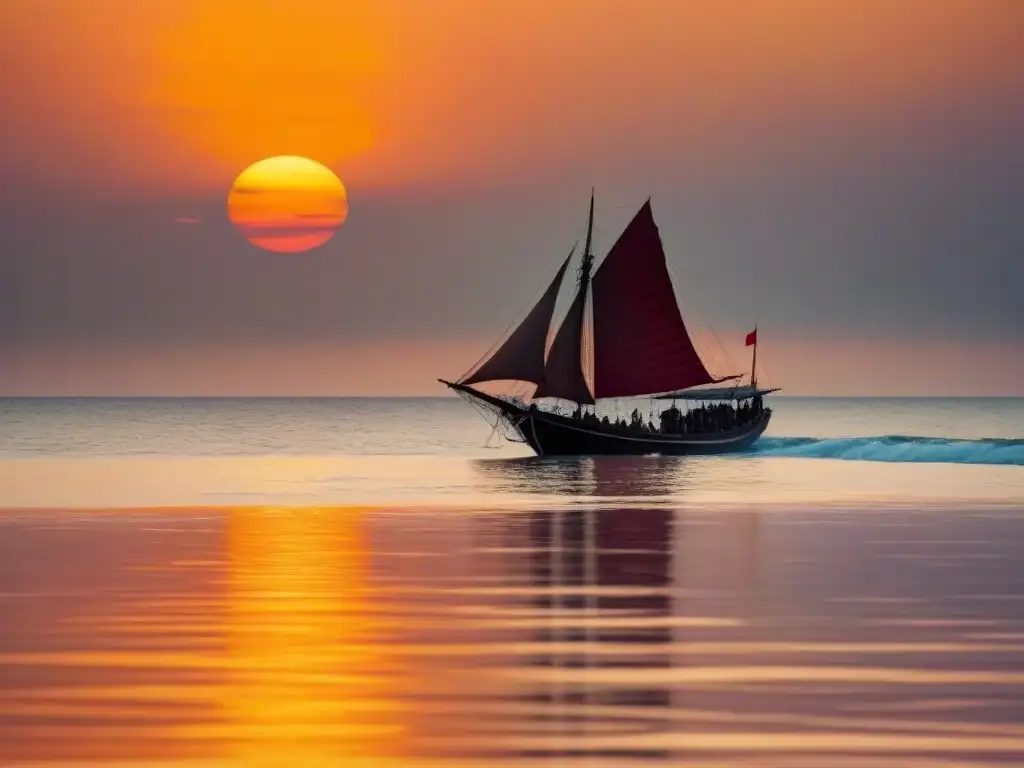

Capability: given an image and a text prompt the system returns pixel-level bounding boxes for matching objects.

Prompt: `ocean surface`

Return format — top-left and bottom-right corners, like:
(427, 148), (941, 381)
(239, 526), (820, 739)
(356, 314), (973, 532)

(1, 396), (1022, 508)
(1, 396), (1023, 766)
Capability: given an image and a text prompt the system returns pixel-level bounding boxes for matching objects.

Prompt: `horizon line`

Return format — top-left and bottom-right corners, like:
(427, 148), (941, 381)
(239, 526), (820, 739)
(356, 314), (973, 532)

(1, 394), (1020, 401)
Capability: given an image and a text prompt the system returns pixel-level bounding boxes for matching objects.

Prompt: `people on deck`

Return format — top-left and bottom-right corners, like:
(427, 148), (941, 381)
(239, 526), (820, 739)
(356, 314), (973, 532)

(567, 397), (764, 435)
(656, 399), (763, 435)
(630, 408), (643, 429)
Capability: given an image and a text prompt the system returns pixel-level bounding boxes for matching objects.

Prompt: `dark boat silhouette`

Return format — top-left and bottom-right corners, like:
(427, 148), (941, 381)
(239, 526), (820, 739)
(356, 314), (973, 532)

(441, 191), (777, 456)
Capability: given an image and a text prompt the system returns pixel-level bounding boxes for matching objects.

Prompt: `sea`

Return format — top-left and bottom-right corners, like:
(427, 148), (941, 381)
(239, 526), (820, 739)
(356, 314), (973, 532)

(1, 396), (1023, 766)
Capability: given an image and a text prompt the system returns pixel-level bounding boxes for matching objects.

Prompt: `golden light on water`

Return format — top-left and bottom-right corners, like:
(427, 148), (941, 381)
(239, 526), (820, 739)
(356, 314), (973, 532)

(224, 506), (409, 766)
(227, 156), (348, 253)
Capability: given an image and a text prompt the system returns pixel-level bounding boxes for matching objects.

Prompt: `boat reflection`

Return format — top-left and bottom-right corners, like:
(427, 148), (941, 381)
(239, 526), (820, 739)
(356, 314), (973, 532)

(468, 456), (684, 760)
(511, 506), (677, 760)
(471, 455), (688, 499)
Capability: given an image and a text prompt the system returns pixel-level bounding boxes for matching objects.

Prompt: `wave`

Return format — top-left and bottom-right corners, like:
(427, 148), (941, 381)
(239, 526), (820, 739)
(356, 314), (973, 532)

(750, 436), (1024, 466)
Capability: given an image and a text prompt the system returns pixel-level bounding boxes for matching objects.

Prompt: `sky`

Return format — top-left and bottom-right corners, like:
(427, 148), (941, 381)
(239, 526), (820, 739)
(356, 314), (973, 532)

(1, 0), (1022, 396)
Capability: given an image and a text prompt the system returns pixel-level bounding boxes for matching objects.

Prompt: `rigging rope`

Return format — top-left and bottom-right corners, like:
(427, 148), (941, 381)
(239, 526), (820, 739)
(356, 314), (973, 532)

(663, 246), (740, 380)
(483, 417), (503, 448)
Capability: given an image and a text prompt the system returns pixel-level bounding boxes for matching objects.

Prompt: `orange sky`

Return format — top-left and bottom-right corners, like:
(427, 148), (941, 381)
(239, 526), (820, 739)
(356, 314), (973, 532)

(2, 0), (1021, 195)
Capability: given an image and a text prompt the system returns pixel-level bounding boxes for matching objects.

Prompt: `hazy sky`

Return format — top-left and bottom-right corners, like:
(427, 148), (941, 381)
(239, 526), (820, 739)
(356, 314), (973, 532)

(2, 0), (1022, 395)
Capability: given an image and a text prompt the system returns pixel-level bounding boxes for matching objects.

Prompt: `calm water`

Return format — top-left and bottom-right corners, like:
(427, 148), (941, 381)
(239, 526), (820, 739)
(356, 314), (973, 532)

(0, 397), (1022, 508)
(1, 397), (1023, 765)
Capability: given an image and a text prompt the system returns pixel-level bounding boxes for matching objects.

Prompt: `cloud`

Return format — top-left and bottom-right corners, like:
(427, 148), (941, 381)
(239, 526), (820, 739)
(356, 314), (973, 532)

(173, 216), (202, 224)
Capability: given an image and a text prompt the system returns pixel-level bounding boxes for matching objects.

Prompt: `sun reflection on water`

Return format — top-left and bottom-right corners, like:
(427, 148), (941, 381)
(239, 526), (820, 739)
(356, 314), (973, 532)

(222, 506), (410, 766)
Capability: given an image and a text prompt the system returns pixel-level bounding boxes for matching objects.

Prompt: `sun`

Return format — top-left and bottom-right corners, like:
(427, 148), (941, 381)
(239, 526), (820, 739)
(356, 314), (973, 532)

(227, 156), (348, 254)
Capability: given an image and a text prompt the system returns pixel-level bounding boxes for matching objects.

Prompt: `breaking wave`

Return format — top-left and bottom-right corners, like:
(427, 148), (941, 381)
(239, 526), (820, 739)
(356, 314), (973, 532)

(750, 436), (1024, 466)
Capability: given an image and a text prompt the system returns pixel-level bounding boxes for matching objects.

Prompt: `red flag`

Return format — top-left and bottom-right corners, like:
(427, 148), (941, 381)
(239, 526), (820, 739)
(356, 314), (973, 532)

(745, 328), (757, 347)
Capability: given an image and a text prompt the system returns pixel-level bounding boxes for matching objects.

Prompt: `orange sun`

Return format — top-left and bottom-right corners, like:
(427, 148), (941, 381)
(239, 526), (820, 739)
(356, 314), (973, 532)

(227, 156), (348, 253)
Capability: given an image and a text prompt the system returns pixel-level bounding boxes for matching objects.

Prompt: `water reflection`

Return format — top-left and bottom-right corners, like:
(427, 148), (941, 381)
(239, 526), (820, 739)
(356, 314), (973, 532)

(477, 456), (731, 761)
(223, 507), (413, 765)
(518, 506), (676, 761)
(1, 499), (1024, 765)
(471, 455), (688, 499)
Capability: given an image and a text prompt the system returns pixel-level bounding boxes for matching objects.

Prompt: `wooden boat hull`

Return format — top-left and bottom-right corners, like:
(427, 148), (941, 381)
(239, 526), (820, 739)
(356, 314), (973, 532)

(515, 407), (770, 457)
(443, 381), (770, 457)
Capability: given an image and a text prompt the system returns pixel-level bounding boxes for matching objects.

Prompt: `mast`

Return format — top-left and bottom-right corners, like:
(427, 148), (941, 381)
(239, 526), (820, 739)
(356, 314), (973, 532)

(579, 188), (595, 291)
(532, 190), (596, 404)
(576, 188), (596, 393)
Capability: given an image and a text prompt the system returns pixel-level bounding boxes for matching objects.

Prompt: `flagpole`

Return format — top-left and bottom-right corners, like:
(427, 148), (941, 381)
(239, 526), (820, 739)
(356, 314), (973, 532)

(751, 325), (758, 389)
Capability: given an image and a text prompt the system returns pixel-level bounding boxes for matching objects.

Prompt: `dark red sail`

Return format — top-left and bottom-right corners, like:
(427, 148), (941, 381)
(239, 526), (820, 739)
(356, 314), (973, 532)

(461, 248), (574, 387)
(590, 200), (717, 398)
(533, 285), (595, 404)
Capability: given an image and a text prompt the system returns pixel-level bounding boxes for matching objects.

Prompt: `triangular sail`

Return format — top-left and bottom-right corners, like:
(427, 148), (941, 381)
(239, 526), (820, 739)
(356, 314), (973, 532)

(590, 200), (719, 399)
(461, 247), (575, 386)
(532, 285), (595, 404)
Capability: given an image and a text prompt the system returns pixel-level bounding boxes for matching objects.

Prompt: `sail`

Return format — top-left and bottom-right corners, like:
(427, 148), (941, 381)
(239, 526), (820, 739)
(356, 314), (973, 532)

(532, 285), (595, 404)
(590, 200), (718, 399)
(461, 247), (575, 386)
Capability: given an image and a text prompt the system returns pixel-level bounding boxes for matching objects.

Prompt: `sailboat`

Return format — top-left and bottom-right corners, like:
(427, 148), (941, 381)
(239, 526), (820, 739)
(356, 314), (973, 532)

(440, 191), (778, 456)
